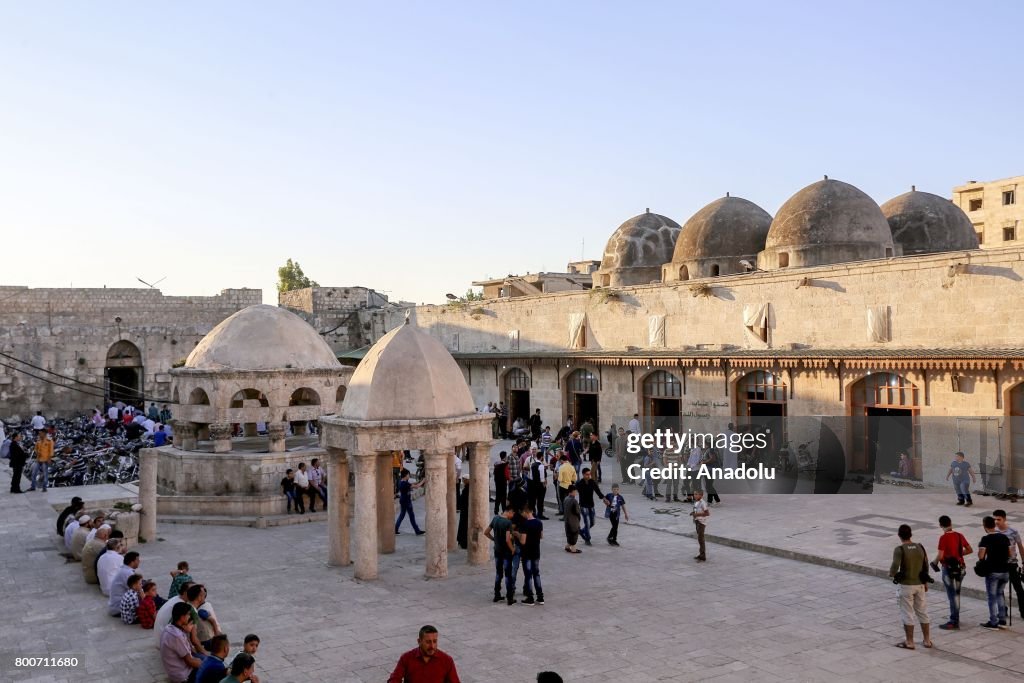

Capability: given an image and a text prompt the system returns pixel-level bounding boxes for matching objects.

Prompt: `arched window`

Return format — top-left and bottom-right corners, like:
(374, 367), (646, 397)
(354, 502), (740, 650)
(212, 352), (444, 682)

(679, 265), (689, 281)
(643, 370), (682, 398)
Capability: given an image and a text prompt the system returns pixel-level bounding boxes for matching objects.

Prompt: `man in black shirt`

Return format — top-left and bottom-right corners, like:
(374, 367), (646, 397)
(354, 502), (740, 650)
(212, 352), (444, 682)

(979, 515), (1011, 630)
(529, 409), (542, 441)
(575, 468), (605, 547)
(57, 496), (85, 536)
(517, 507), (544, 605)
(587, 433), (604, 483)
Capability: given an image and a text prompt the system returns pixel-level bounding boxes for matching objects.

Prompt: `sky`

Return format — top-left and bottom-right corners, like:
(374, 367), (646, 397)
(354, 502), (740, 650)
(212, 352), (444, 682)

(2, 1), (1023, 305)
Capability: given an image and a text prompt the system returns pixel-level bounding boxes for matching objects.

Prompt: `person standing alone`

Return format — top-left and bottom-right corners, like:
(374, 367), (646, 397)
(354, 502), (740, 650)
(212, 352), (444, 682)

(690, 490), (709, 561)
(8, 432), (27, 493)
(395, 469), (425, 536)
(28, 429), (54, 492)
(946, 451), (975, 507)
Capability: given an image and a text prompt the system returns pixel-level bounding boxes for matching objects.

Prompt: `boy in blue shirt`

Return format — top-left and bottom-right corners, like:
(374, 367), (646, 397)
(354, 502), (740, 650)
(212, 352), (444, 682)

(945, 452), (975, 507)
(603, 484), (629, 546)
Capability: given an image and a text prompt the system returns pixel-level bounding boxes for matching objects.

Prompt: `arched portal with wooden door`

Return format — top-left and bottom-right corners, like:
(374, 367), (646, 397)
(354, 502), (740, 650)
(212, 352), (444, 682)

(642, 370), (682, 432)
(105, 340), (143, 406)
(735, 370), (787, 454)
(565, 368), (600, 431)
(1008, 382), (1024, 492)
(503, 368), (531, 433)
(849, 372), (920, 477)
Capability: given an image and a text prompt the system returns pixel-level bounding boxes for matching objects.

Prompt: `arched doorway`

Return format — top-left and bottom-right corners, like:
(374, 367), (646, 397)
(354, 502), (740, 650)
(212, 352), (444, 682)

(289, 387), (321, 435)
(642, 370), (682, 432)
(503, 368), (530, 432)
(105, 340), (143, 406)
(566, 369), (600, 431)
(736, 371), (787, 453)
(850, 373), (920, 477)
(1010, 383), (1024, 491)
(230, 388), (269, 437)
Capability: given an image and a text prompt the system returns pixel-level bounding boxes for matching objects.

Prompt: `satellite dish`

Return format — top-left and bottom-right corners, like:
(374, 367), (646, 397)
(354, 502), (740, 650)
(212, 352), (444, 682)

(445, 293), (458, 300)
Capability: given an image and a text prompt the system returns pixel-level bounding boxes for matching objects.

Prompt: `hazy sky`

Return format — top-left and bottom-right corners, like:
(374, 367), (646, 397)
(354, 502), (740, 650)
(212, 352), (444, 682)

(2, 1), (1022, 305)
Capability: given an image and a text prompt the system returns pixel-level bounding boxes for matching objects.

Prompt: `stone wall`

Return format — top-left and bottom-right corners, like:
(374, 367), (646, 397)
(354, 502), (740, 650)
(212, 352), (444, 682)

(0, 287), (261, 418)
(394, 246), (1024, 490)
(279, 286), (406, 356)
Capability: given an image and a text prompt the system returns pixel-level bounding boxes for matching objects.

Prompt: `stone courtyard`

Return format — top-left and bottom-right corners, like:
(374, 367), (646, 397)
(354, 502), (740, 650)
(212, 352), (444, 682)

(4, 448), (1024, 683)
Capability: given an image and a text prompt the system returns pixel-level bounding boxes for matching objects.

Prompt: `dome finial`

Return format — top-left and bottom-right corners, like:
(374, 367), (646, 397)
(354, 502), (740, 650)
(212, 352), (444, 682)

(911, 184), (916, 192)
(645, 207), (650, 214)
(726, 191), (730, 198)
(404, 310), (411, 325)
(824, 174), (829, 180)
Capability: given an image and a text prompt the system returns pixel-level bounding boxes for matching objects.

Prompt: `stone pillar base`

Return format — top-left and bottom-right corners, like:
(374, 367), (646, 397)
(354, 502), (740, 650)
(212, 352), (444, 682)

(209, 423), (233, 454)
(268, 422), (287, 453)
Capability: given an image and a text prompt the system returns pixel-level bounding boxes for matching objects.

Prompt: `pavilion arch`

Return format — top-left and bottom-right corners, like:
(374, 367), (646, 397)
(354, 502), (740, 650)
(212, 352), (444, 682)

(640, 369), (682, 432)
(336, 385), (347, 406)
(1007, 382), (1024, 491)
(735, 370), (787, 452)
(678, 265), (689, 281)
(188, 388), (211, 405)
(289, 387), (322, 406)
(848, 372), (920, 478)
(230, 388), (270, 408)
(502, 367), (531, 430)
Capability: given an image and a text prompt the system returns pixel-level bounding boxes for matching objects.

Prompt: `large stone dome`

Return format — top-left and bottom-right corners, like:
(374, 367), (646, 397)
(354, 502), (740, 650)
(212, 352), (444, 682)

(594, 209), (681, 287)
(340, 323), (475, 421)
(666, 195), (772, 280)
(881, 188), (980, 256)
(758, 178), (896, 270)
(185, 304), (340, 371)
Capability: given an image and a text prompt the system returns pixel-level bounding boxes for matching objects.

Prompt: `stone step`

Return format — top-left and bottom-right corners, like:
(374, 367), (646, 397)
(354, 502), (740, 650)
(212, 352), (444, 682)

(159, 510), (328, 529)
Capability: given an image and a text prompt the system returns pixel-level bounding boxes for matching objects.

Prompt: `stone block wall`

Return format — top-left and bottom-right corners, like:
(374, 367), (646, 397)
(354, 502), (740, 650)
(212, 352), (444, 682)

(279, 286), (411, 356)
(0, 287), (261, 418)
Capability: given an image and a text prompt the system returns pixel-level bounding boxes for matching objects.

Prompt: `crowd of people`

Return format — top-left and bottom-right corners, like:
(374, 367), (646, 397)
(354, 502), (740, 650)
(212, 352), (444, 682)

(889, 507), (1024, 648)
(279, 458), (328, 514)
(54, 496), (263, 683)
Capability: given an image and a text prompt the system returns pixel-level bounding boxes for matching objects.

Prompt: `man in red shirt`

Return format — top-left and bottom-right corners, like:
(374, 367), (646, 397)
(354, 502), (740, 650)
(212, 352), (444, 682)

(934, 514), (973, 630)
(387, 625), (460, 683)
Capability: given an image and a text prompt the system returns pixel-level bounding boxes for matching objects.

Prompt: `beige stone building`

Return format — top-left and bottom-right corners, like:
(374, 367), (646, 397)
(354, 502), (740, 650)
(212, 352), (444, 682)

(472, 261), (600, 300)
(953, 175), (1024, 248)
(391, 177), (1024, 493)
(0, 287), (260, 417)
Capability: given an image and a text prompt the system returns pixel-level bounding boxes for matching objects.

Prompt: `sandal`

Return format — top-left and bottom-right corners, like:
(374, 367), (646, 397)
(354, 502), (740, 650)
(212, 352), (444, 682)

(922, 641), (933, 649)
(895, 642), (915, 650)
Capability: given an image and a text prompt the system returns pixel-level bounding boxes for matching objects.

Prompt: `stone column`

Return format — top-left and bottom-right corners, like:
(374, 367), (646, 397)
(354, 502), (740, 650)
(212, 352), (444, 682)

(267, 421), (287, 453)
(467, 441), (491, 565)
(326, 447), (351, 567)
(352, 453), (379, 580)
(209, 423), (233, 453)
(138, 448), (158, 544)
(377, 453), (395, 554)
(175, 421), (198, 451)
(447, 451), (457, 551)
(424, 452), (449, 578)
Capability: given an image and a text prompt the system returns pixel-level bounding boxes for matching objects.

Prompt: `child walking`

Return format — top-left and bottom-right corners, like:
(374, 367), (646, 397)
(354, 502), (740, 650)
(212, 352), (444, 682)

(604, 484), (629, 546)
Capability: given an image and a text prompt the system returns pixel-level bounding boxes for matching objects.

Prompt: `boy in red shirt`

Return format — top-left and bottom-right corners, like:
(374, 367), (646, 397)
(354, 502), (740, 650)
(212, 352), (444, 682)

(137, 580), (159, 629)
(934, 515), (973, 630)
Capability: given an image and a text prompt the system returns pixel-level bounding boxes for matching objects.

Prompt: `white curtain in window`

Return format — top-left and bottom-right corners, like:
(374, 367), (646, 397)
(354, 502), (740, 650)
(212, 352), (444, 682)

(742, 303), (769, 341)
(648, 315), (666, 348)
(867, 305), (890, 342)
(508, 329), (520, 351)
(568, 313), (586, 349)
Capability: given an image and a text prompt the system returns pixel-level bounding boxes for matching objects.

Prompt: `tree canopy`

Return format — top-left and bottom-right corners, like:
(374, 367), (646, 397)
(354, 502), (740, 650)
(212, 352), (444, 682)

(277, 258), (320, 293)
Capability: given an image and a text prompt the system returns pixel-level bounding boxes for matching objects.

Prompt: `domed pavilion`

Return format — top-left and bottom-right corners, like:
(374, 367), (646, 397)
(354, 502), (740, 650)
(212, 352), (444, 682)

(320, 320), (493, 580)
(155, 305), (352, 519)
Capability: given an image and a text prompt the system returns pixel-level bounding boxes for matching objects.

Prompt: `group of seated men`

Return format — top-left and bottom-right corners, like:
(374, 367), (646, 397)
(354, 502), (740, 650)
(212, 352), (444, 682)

(56, 496), (261, 683)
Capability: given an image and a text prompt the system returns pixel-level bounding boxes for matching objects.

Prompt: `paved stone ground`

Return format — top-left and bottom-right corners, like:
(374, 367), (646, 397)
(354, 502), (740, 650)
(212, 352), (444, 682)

(4, 456), (1024, 682)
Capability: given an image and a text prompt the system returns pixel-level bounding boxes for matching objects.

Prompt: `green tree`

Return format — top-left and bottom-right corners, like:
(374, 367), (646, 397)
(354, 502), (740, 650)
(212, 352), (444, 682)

(462, 289), (484, 302)
(277, 258), (320, 293)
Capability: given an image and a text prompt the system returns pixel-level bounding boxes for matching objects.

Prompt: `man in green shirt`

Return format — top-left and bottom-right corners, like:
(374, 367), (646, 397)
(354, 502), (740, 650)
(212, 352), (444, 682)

(220, 653), (255, 683)
(888, 524), (933, 649)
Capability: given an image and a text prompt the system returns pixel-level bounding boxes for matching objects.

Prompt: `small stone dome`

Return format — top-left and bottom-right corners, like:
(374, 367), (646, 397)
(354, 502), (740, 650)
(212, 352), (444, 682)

(758, 178), (896, 270)
(666, 196), (772, 280)
(340, 323), (475, 421)
(595, 209), (681, 287)
(186, 304), (340, 371)
(881, 188), (980, 256)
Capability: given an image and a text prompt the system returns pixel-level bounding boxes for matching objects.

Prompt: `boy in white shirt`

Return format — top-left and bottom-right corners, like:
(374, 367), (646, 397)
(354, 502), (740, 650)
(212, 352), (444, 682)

(690, 490), (710, 561)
